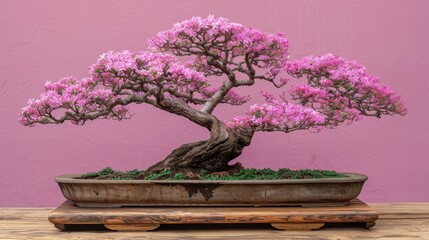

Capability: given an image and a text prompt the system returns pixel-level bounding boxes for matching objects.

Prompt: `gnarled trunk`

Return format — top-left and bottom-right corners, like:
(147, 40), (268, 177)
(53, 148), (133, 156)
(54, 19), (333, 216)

(145, 120), (254, 177)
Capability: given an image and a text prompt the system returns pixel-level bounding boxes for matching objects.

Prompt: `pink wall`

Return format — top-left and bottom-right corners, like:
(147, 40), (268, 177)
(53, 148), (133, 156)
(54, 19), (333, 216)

(1, 0), (428, 207)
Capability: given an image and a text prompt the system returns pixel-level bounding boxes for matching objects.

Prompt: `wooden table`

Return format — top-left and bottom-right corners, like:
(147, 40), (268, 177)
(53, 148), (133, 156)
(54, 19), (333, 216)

(1, 203), (429, 240)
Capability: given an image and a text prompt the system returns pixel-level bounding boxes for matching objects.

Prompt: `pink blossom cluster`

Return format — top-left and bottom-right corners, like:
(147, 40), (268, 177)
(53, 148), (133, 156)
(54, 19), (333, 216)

(20, 50), (211, 126)
(227, 92), (326, 131)
(186, 56), (219, 76)
(285, 53), (407, 119)
(149, 15), (289, 76)
(288, 84), (363, 125)
(19, 77), (127, 126)
(90, 50), (207, 93)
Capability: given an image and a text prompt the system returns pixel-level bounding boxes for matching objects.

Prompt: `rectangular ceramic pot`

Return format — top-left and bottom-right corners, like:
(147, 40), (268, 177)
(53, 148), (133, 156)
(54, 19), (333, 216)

(55, 173), (367, 207)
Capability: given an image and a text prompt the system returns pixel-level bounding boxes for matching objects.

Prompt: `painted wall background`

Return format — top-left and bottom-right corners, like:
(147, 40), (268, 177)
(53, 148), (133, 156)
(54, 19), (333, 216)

(0, 0), (428, 207)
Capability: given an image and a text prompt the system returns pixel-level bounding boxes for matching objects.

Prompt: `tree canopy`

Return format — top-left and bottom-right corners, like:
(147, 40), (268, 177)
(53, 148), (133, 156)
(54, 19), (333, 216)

(20, 15), (406, 134)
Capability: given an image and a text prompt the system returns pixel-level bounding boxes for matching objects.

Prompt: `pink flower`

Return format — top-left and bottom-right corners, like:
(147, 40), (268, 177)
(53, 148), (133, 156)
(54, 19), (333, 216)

(284, 53), (407, 120)
(149, 15), (289, 81)
(227, 93), (326, 131)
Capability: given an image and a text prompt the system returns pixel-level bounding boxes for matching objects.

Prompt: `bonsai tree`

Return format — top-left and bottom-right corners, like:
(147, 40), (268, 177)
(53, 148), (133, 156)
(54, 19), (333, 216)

(19, 16), (406, 177)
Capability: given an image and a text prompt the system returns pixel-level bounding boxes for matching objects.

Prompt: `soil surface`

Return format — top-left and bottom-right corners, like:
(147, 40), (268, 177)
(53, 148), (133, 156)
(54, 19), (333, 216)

(79, 167), (346, 180)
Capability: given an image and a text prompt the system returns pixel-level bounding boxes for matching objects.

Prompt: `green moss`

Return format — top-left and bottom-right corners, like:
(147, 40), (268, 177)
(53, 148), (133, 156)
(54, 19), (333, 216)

(81, 167), (114, 179)
(80, 167), (145, 180)
(173, 173), (186, 180)
(81, 167), (345, 180)
(122, 169), (143, 180)
(144, 169), (171, 180)
(201, 168), (344, 180)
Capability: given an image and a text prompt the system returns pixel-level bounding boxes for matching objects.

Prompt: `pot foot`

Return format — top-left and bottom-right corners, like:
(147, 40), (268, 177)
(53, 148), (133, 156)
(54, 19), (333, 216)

(271, 223), (325, 231)
(365, 221), (376, 229)
(54, 224), (66, 231)
(104, 223), (160, 231)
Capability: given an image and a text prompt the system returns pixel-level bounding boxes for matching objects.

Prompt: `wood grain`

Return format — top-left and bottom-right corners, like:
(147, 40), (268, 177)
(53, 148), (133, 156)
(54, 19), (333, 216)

(47, 199), (378, 229)
(104, 223), (160, 231)
(371, 202), (429, 219)
(271, 222), (325, 230)
(1, 203), (429, 239)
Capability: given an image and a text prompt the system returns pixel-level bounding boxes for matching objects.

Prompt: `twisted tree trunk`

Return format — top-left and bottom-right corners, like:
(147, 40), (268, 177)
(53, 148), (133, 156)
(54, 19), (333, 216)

(144, 120), (254, 177)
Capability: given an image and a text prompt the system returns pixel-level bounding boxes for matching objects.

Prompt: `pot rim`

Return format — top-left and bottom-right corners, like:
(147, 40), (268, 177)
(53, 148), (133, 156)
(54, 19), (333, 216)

(55, 172), (367, 185)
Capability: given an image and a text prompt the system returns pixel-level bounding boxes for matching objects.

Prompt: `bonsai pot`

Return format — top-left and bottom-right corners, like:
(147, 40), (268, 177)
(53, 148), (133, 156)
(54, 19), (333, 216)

(55, 173), (367, 207)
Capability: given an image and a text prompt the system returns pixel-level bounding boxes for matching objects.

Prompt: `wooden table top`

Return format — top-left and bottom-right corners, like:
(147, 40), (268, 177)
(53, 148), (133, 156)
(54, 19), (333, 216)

(1, 202), (429, 240)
